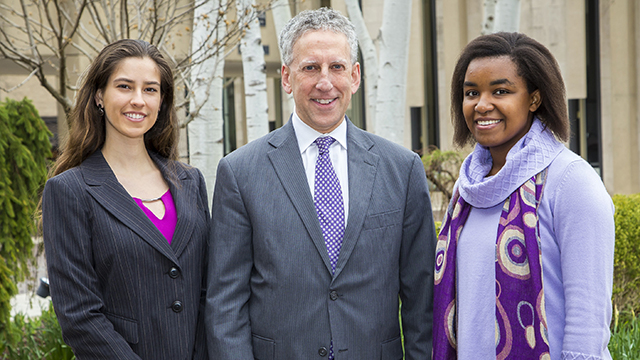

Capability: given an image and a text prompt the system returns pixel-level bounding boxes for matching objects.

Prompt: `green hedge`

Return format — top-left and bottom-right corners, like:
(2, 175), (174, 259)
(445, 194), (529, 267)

(612, 193), (640, 319)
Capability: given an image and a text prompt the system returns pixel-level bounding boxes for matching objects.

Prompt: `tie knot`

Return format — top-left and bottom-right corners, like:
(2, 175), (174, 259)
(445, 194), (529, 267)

(315, 136), (336, 155)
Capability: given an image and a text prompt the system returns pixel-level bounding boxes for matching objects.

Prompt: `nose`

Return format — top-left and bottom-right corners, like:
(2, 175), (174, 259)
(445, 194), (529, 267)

(474, 94), (493, 114)
(316, 68), (333, 92)
(130, 90), (145, 107)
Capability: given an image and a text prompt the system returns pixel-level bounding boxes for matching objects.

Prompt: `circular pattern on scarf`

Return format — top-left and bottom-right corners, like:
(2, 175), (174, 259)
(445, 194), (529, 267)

(497, 225), (531, 280)
(444, 300), (457, 348)
(523, 211), (537, 228)
(434, 235), (448, 285)
(537, 289), (549, 346)
(520, 180), (537, 208)
(517, 301), (536, 349)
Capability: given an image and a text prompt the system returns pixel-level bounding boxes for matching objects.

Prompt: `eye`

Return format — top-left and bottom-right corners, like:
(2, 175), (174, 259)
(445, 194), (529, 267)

(145, 87), (159, 93)
(116, 84), (130, 90)
(303, 65), (316, 71)
(331, 64), (345, 70)
(464, 90), (478, 97)
(495, 89), (510, 95)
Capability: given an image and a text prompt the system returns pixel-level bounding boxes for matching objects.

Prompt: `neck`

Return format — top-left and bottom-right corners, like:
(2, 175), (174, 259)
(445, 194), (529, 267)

(487, 149), (507, 176)
(102, 137), (155, 178)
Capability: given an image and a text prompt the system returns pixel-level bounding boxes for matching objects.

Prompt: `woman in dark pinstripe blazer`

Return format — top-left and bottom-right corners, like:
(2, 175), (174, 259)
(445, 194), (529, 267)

(42, 39), (209, 359)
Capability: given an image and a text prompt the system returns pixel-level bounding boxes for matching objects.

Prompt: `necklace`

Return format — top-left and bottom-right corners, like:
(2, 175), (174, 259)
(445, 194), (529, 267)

(138, 194), (163, 202)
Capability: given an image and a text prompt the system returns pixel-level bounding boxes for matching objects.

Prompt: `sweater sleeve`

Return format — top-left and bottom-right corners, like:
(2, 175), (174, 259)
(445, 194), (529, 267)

(550, 159), (614, 359)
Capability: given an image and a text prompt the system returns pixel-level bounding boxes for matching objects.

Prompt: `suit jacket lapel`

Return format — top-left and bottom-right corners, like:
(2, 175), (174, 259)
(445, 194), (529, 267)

(151, 153), (194, 259)
(333, 121), (379, 279)
(82, 151), (180, 264)
(267, 121), (335, 274)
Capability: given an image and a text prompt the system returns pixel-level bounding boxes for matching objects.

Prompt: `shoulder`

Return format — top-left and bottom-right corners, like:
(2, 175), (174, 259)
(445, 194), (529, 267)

(544, 147), (612, 212)
(349, 125), (419, 163)
(45, 166), (84, 192)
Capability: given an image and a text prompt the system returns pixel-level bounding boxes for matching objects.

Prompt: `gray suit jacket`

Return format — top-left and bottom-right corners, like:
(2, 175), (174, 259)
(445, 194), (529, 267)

(207, 119), (436, 359)
(42, 150), (209, 360)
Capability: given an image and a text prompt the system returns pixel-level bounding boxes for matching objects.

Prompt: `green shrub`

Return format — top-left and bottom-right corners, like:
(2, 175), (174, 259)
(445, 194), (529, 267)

(0, 98), (52, 334)
(609, 310), (640, 359)
(0, 303), (74, 359)
(612, 193), (640, 320)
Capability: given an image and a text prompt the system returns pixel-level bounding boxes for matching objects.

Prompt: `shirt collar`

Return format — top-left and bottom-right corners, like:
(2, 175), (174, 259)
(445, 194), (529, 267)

(291, 113), (348, 153)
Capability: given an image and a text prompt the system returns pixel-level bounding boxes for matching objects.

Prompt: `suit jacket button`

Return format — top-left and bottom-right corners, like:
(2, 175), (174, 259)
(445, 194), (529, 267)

(329, 291), (338, 301)
(171, 300), (183, 313)
(169, 267), (180, 279)
(318, 347), (328, 357)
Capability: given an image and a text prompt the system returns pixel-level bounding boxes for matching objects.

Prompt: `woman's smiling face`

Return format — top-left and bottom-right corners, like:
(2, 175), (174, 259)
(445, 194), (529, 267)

(462, 56), (540, 157)
(96, 56), (162, 145)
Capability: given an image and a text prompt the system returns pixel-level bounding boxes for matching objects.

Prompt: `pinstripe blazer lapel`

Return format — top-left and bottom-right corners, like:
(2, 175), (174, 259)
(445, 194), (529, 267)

(333, 121), (379, 279)
(81, 151), (180, 264)
(151, 153), (195, 258)
(267, 121), (334, 274)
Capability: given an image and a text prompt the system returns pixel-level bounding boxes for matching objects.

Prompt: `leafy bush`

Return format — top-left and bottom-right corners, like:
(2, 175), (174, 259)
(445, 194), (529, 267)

(421, 147), (463, 208)
(609, 310), (640, 359)
(0, 303), (74, 359)
(0, 98), (52, 334)
(612, 193), (640, 320)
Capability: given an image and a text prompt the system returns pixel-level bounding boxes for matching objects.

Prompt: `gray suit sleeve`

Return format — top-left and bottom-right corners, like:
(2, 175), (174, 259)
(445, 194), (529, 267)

(192, 168), (210, 360)
(399, 154), (436, 360)
(42, 176), (142, 360)
(206, 157), (255, 359)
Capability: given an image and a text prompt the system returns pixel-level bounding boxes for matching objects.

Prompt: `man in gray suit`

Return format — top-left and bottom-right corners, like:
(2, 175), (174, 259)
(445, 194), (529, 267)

(206, 7), (435, 360)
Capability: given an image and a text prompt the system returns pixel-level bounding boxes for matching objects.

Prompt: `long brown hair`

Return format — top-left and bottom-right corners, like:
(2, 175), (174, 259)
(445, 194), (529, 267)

(52, 39), (178, 177)
(450, 32), (569, 147)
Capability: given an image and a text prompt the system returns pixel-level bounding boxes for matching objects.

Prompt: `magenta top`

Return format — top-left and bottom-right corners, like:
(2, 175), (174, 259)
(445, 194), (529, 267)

(133, 190), (177, 244)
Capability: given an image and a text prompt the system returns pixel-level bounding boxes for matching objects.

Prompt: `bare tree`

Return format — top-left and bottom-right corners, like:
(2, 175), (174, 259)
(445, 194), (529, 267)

(237, 0), (269, 142)
(0, 0), (263, 130)
(344, 0), (411, 145)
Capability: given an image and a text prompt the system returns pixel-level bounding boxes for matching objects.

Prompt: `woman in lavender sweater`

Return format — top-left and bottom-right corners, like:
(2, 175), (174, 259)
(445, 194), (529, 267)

(432, 32), (614, 360)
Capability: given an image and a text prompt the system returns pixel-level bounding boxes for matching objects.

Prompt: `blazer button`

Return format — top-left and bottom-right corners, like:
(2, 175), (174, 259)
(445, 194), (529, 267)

(169, 267), (180, 279)
(329, 291), (338, 301)
(318, 347), (328, 357)
(171, 300), (183, 313)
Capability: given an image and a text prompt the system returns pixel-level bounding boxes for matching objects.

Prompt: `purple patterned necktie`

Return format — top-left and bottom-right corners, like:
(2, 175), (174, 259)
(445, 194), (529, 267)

(313, 136), (345, 273)
(314, 136), (344, 360)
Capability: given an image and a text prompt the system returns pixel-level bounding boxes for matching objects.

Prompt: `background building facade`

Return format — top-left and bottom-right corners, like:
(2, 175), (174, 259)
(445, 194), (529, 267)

(1, 0), (638, 195)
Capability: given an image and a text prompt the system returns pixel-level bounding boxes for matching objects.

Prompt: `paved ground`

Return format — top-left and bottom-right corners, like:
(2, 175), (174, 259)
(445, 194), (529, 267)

(10, 238), (50, 318)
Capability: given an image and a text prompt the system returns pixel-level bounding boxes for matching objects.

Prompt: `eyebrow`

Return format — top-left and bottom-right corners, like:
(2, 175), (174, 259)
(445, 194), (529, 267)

(463, 78), (514, 87)
(113, 77), (160, 86)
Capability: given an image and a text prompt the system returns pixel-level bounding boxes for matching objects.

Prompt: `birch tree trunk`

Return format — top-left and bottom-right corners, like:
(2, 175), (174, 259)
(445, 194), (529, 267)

(483, 0), (521, 34)
(374, 0), (412, 145)
(189, 0), (227, 203)
(270, 0), (293, 118)
(345, 0), (379, 133)
(238, 0), (269, 142)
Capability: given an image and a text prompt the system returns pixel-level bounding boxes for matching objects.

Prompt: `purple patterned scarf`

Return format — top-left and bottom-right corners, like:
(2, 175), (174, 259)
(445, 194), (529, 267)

(433, 169), (550, 359)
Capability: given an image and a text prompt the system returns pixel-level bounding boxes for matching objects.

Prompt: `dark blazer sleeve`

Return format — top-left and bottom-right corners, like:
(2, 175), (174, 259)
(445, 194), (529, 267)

(192, 168), (210, 360)
(42, 173), (142, 360)
(400, 154), (436, 360)
(206, 157), (255, 359)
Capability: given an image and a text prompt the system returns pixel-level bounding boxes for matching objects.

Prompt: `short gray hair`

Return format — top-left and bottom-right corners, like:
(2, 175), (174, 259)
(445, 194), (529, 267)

(278, 7), (358, 66)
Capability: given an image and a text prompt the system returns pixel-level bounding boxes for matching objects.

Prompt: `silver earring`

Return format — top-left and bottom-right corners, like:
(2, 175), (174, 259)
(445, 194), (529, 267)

(97, 104), (105, 116)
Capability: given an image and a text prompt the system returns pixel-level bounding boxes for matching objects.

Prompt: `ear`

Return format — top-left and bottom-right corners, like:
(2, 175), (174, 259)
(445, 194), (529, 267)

(95, 90), (103, 107)
(281, 64), (293, 94)
(529, 89), (541, 112)
(351, 62), (361, 94)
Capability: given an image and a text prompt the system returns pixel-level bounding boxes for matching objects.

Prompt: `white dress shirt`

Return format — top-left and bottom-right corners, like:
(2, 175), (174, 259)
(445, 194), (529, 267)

(291, 113), (349, 224)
